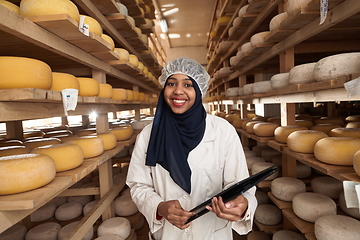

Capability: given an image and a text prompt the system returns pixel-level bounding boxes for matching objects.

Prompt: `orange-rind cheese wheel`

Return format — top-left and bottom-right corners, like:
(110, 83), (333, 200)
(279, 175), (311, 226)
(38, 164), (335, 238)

(0, 0), (20, 14)
(112, 88), (127, 100)
(51, 72), (80, 91)
(24, 137), (61, 150)
(98, 83), (113, 98)
(65, 136), (104, 158)
(287, 130), (328, 153)
(274, 125), (307, 144)
(110, 126), (134, 141)
(77, 77), (100, 97)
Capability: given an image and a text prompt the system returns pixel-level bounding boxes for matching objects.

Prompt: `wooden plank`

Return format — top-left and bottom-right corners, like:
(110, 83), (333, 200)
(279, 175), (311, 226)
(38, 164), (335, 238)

(268, 192), (292, 209)
(254, 219), (283, 234)
(56, 160), (98, 182)
(267, 140), (287, 152)
(247, 0), (269, 13)
(107, 60), (142, 75)
(106, 14), (133, 31)
(90, 0), (120, 15)
(57, 187), (100, 197)
(69, 32), (112, 53)
(305, 232), (317, 240)
(90, 50), (119, 61)
(264, 28), (296, 43)
(280, 8), (319, 30)
(282, 208), (315, 234)
(307, 0), (345, 11)
(340, 172), (360, 183)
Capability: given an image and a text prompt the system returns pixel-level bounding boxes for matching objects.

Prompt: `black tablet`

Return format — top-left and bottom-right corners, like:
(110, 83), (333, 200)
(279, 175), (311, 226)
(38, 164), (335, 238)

(185, 165), (278, 224)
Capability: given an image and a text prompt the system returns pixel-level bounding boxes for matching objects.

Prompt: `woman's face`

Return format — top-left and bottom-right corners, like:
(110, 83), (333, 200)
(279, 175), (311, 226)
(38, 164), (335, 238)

(164, 74), (196, 114)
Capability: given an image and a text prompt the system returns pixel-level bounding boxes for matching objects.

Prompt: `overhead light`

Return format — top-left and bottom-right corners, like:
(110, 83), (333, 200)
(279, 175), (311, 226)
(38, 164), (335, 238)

(169, 33), (180, 38)
(163, 8), (179, 16)
(186, 33), (191, 38)
(159, 18), (168, 33)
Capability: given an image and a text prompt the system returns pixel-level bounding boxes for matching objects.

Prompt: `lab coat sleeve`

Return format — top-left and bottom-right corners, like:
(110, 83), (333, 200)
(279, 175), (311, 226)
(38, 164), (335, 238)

(126, 126), (165, 233)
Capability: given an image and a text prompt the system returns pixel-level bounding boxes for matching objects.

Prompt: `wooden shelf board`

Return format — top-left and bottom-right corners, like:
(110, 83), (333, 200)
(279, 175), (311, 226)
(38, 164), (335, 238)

(106, 14), (133, 32)
(257, 180), (271, 188)
(247, 0), (269, 13)
(305, 232), (317, 240)
(91, 50), (119, 61)
(56, 160), (98, 182)
(133, 15), (147, 25)
(254, 219), (283, 234)
(267, 140), (286, 152)
(280, 8), (319, 30)
(90, 0), (120, 15)
(282, 208), (314, 234)
(340, 172), (360, 182)
(264, 28), (296, 43)
(127, 4), (143, 16)
(117, 131), (139, 147)
(268, 192), (293, 209)
(107, 60), (142, 75)
(306, 0), (345, 11)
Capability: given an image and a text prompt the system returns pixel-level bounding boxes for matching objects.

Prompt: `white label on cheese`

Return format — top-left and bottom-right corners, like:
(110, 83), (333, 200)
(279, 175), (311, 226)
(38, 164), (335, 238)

(356, 185), (360, 212)
(62, 89), (78, 116)
(79, 16), (90, 36)
(319, 0), (328, 25)
(344, 76), (360, 97)
(343, 181), (360, 208)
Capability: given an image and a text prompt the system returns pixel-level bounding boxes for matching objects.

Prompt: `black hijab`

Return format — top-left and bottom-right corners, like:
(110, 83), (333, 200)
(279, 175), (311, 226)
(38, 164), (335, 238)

(145, 77), (206, 194)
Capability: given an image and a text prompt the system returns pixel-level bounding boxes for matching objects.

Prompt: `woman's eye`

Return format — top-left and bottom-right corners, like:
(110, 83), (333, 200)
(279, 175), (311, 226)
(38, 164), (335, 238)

(185, 83), (193, 88)
(167, 82), (176, 86)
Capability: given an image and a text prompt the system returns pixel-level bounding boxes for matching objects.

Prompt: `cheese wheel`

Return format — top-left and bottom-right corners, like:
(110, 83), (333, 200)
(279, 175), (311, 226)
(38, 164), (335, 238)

(346, 115), (360, 122)
(250, 31), (270, 47)
(110, 126), (134, 141)
(296, 163), (312, 178)
(273, 230), (306, 240)
(97, 217), (131, 239)
(134, 27), (142, 36)
(216, 16), (231, 24)
(232, 119), (244, 128)
(339, 191), (360, 219)
(101, 34), (115, 51)
(314, 215), (360, 240)
(57, 135), (80, 144)
(229, 55), (240, 67)
(225, 114), (240, 123)
(95, 235), (125, 240)
(0, 145), (30, 157)
(20, 0), (80, 22)
(48, 196), (67, 207)
(254, 204), (282, 225)
(255, 190), (269, 205)
(92, 132), (117, 150)
(24, 137), (61, 150)
(0, 139), (23, 147)
(274, 125), (308, 143)
(218, 41), (233, 50)
(252, 145), (271, 157)
(30, 202), (57, 222)
(251, 162), (278, 180)
(112, 88), (127, 100)
(114, 48), (130, 61)
(328, 127), (360, 138)
(98, 83), (113, 98)
(126, 15), (135, 27)
(314, 137), (360, 166)
(270, 73), (290, 89)
(83, 200), (98, 216)
(314, 52), (360, 81)
(58, 221), (93, 240)
(75, 128), (97, 137)
(0, 0), (20, 14)
(247, 231), (271, 240)
(289, 63), (316, 84)
(50, 72), (79, 91)
(0, 224), (27, 240)
(244, 150), (257, 158)
(24, 129), (45, 139)
(80, 15), (102, 36)
(137, 62), (144, 72)
(45, 130), (73, 138)
(246, 156), (265, 170)
(346, 122), (360, 128)
(314, 117), (344, 126)
(219, 67), (234, 76)
(294, 119), (313, 129)
(241, 42), (253, 54)
(253, 122), (279, 137)
(269, 12), (288, 31)
(271, 177), (306, 202)
(261, 148), (281, 161)
(243, 83), (254, 95)
(310, 124), (341, 134)
(353, 149), (360, 177)
(311, 176), (342, 199)
(25, 222), (61, 240)
(286, 0), (312, 15)
(65, 136), (104, 158)
(253, 81), (272, 94)
(77, 77), (100, 97)
(55, 202), (83, 221)
(126, 90), (134, 101)
(114, 194), (138, 216)
(129, 54), (139, 67)
(0, 56), (52, 90)
(31, 143), (83, 172)
(238, 4), (248, 16)
(287, 130), (328, 153)
(67, 195), (93, 207)
(115, 2), (128, 16)
(245, 121), (263, 133)
(139, 92), (146, 101)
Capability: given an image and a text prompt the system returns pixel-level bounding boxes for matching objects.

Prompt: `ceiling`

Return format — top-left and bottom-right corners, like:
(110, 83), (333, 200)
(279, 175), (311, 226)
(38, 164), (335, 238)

(154, 0), (216, 48)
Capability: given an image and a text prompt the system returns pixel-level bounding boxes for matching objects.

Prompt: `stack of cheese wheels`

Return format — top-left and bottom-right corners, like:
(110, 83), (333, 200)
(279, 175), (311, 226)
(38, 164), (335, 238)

(287, 130), (328, 153)
(0, 224), (27, 239)
(314, 137), (360, 165)
(251, 162), (278, 180)
(339, 191), (360, 219)
(289, 63), (316, 84)
(293, 192), (336, 223)
(30, 202), (57, 222)
(31, 143), (84, 172)
(314, 52), (360, 82)
(245, 121), (263, 134)
(25, 222), (61, 240)
(98, 83), (113, 98)
(58, 221), (93, 240)
(65, 136), (104, 158)
(110, 126), (134, 141)
(75, 128), (97, 137)
(80, 15), (103, 36)
(90, 132), (117, 150)
(50, 72), (80, 91)
(253, 122), (279, 137)
(314, 215), (360, 240)
(246, 156), (265, 170)
(243, 83), (254, 95)
(311, 176), (343, 199)
(247, 231), (271, 240)
(310, 124), (341, 134)
(255, 204), (282, 225)
(353, 149), (360, 177)
(270, 72), (290, 89)
(0, 145), (30, 157)
(101, 34), (115, 50)
(271, 177), (306, 202)
(114, 48), (130, 61)
(269, 12), (288, 31)
(24, 137), (61, 150)
(273, 230), (306, 240)
(314, 117), (344, 126)
(112, 88), (127, 100)
(126, 89), (134, 101)
(19, 0), (80, 22)
(286, 0), (312, 15)
(55, 201), (83, 221)
(114, 192), (138, 217)
(97, 217), (131, 239)
(274, 125), (308, 144)
(0, 0), (20, 14)
(0, 56), (52, 90)
(77, 77), (100, 97)
(252, 81), (273, 94)
(328, 127), (360, 138)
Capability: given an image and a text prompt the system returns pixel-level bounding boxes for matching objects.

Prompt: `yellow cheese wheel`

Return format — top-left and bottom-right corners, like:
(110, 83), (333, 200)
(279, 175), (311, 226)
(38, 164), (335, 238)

(110, 126), (134, 141)
(77, 77), (100, 97)
(232, 119), (244, 128)
(245, 121), (263, 134)
(114, 48), (130, 61)
(80, 15), (103, 36)
(139, 92), (146, 101)
(31, 143), (83, 172)
(75, 128), (97, 137)
(142, 66), (149, 75)
(346, 115), (360, 122)
(133, 91), (140, 101)
(225, 114), (240, 123)
(137, 62), (144, 72)
(129, 54), (139, 67)
(294, 119), (313, 129)
(50, 72), (80, 91)
(0, 154), (56, 195)
(134, 27), (142, 36)
(253, 122), (280, 137)
(98, 83), (113, 98)
(310, 124), (341, 134)
(20, 0), (80, 22)
(112, 88), (127, 100)
(346, 122), (360, 128)
(241, 118), (253, 130)
(328, 128), (360, 138)
(23, 129), (45, 139)
(353, 150), (360, 177)
(65, 136), (104, 158)
(274, 125), (308, 144)
(101, 34), (115, 51)
(216, 16), (231, 24)
(0, 0), (20, 14)
(287, 130), (328, 153)
(126, 90), (134, 101)
(0, 145), (30, 157)
(45, 130), (73, 138)
(314, 137), (360, 166)
(91, 132), (117, 150)
(0, 56), (52, 90)
(0, 139), (23, 147)
(24, 137), (61, 150)
(314, 117), (344, 126)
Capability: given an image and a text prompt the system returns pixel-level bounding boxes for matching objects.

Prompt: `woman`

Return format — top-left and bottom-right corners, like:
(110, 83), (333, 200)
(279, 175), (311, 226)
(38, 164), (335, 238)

(126, 57), (257, 240)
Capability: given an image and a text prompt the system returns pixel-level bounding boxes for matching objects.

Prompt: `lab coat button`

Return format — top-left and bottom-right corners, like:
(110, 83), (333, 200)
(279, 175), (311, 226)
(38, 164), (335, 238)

(184, 228), (189, 233)
(183, 195), (188, 199)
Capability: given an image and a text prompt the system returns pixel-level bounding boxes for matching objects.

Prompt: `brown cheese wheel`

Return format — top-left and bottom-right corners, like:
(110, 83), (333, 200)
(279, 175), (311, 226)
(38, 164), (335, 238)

(254, 204), (282, 225)
(245, 121), (263, 134)
(328, 127), (360, 138)
(311, 176), (343, 199)
(0, 224), (27, 240)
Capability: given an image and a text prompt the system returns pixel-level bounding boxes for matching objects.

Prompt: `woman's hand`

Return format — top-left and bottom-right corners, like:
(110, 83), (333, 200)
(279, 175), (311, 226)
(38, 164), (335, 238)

(157, 200), (195, 229)
(206, 195), (248, 222)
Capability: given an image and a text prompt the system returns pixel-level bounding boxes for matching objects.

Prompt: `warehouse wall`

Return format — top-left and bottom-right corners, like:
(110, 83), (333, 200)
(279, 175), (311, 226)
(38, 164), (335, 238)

(164, 46), (208, 65)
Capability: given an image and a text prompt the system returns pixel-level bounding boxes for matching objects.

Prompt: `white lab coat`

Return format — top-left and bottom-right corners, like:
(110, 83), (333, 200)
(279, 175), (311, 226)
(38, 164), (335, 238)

(126, 114), (257, 240)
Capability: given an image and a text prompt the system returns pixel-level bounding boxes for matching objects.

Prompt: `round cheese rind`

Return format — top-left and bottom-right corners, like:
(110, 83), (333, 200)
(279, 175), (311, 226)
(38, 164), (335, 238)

(253, 81), (272, 94)
(310, 124), (341, 134)
(339, 191), (360, 219)
(0, 145), (30, 157)
(51, 72), (80, 91)
(25, 222), (61, 240)
(243, 83), (254, 95)
(271, 177), (306, 202)
(0, 56), (52, 90)
(347, 122), (360, 128)
(30, 202), (57, 222)
(110, 126), (134, 141)
(251, 162), (278, 180)
(292, 192), (337, 223)
(65, 136), (104, 158)
(97, 217), (131, 239)
(346, 115), (360, 122)
(314, 117), (344, 126)
(77, 77), (100, 97)
(269, 12), (288, 31)
(101, 34), (115, 51)
(112, 88), (127, 100)
(328, 127), (360, 138)
(287, 130), (328, 153)
(246, 156), (265, 170)
(58, 221), (93, 240)
(270, 73), (290, 89)
(0, 224), (27, 240)
(314, 137), (360, 166)
(75, 128), (97, 137)
(314, 215), (360, 240)
(55, 202), (83, 221)
(286, 0), (313, 15)
(114, 194), (138, 216)
(311, 176), (343, 199)
(91, 132), (117, 150)
(246, 121), (263, 134)
(126, 90), (134, 101)
(254, 204), (282, 225)
(67, 195), (93, 207)
(250, 31), (270, 47)
(129, 54), (139, 67)
(20, 0), (80, 22)
(241, 42), (253, 54)
(0, 154), (56, 195)
(261, 148), (281, 161)
(289, 63), (316, 84)
(24, 138), (61, 151)
(114, 48), (130, 61)
(83, 200), (99, 216)
(98, 83), (113, 98)
(296, 163), (312, 178)
(0, 139), (23, 147)
(255, 190), (269, 205)
(80, 15), (103, 36)
(273, 230), (306, 240)
(0, 0), (20, 14)
(274, 125), (308, 144)
(253, 122), (279, 137)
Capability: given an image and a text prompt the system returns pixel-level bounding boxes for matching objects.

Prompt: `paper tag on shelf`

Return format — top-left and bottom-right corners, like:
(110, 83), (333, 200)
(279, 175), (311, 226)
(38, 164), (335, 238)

(319, 0), (328, 25)
(343, 181), (360, 208)
(78, 16), (90, 36)
(344, 76), (360, 97)
(61, 89), (78, 116)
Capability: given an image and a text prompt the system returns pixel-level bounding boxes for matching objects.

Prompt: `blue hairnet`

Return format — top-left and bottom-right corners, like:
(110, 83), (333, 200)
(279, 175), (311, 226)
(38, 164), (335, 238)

(158, 57), (210, 97)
